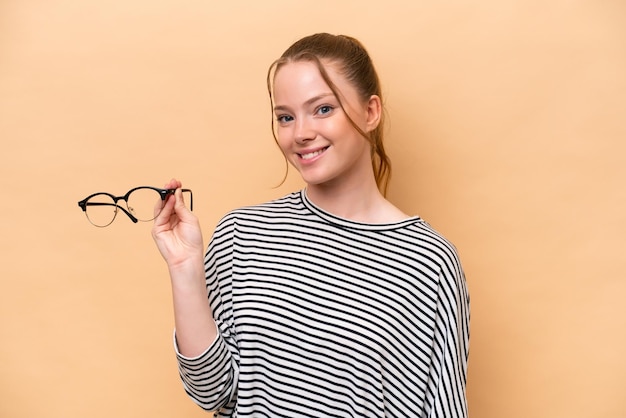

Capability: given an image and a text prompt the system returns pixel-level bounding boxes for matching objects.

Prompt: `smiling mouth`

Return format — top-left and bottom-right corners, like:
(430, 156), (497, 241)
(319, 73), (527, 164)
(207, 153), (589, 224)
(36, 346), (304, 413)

(299, 147), (329, 160)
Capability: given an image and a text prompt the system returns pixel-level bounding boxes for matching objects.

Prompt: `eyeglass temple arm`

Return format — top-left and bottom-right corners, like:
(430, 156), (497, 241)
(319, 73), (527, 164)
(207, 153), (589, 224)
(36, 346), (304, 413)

(183, 189), (193, 211)
(79, 201), (139, 223)
(167, 188), (193, 211)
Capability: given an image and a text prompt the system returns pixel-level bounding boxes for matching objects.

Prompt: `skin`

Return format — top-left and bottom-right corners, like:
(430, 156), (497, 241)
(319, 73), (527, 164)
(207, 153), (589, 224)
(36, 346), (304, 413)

(152, 60), (407, 357)
(152, 179), (216, 357)
(272, 60), (407, 223)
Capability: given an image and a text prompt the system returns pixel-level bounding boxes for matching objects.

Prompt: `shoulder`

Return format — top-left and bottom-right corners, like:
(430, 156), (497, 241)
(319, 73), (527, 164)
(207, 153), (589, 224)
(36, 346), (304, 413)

(402, 220), (464, 276)
(215, 191), (305, 228)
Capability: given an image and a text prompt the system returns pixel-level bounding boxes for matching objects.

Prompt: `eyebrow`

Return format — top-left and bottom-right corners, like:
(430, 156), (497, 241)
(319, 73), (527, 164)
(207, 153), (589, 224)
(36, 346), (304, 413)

(273, 92), (336, 113)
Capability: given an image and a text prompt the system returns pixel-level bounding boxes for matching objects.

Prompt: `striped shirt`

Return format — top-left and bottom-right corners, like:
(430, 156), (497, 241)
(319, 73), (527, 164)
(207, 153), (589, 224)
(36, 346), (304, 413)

(175, 190), (470, 417)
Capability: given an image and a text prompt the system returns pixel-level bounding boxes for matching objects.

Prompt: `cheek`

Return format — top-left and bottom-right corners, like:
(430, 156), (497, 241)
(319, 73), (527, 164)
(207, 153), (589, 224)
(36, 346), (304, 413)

(275, 129), (292, 154)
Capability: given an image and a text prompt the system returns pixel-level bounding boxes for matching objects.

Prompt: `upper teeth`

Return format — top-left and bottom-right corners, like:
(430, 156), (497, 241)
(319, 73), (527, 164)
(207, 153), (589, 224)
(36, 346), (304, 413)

(301, 149), (325, 160)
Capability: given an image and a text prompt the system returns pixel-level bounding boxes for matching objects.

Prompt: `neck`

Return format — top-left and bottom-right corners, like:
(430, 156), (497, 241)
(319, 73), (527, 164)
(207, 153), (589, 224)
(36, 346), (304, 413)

(305, 178), (404, 223)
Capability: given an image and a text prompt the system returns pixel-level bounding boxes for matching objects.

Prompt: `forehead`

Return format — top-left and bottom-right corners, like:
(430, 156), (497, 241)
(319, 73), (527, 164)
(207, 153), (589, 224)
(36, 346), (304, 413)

(274, 60), (335, 87)
(272, 60), (355, 103)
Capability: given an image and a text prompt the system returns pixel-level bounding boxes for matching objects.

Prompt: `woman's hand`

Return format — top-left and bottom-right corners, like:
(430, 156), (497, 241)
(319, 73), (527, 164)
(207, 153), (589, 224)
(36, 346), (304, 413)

(151, 179), (204, 270)
(152, 179), (217, 356)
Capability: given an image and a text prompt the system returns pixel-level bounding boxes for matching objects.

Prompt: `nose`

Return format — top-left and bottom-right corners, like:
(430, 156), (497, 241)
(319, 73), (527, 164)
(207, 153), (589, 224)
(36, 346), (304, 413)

(294, 117), (315, 144)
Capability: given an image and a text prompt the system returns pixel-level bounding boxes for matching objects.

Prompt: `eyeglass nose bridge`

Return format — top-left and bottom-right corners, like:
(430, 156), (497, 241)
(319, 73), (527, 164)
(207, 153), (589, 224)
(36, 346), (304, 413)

(99, 194), (142, 224)
(111, 196), (140, 223)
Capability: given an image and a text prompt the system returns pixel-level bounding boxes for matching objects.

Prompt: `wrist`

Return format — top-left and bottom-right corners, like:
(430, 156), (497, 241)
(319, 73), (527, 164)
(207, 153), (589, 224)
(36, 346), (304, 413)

(167, 254), (206, 289)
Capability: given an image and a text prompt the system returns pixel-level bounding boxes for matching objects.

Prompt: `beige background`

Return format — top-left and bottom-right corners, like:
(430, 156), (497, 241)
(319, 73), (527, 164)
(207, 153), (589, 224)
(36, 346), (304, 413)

(1, 1), (625, 417)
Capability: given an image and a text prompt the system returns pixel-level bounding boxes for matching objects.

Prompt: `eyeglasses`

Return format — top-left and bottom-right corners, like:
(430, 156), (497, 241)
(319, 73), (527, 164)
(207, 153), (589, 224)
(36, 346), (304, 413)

(77, 186), (193, 227)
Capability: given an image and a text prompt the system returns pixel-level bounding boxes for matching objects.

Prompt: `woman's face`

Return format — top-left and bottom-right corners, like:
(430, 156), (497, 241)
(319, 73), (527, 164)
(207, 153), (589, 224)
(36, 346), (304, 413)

(272, 60), (379, 191)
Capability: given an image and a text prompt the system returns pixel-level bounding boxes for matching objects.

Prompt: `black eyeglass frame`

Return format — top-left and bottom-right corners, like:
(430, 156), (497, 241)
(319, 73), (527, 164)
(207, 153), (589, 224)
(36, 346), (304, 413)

(77, 186), (193, 227)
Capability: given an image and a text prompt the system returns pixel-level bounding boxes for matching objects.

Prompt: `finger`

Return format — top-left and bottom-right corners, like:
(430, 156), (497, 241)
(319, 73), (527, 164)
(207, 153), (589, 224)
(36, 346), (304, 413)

(154, 190), (176, 222)
(173, 187), (195, 221)
(175, 187), (186, 208)
(164, 178), (182, 190)
(156, 178), (182, 215)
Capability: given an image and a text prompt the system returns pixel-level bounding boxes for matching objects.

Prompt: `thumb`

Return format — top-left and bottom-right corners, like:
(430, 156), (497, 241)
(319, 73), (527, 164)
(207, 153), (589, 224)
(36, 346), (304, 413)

(173, 188), (193, 218)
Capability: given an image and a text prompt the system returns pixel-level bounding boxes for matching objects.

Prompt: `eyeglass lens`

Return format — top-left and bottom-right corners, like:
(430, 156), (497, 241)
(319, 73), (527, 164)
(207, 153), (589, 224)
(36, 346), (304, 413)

(84, 194), (119, 227)
(126, 187), (165, 222)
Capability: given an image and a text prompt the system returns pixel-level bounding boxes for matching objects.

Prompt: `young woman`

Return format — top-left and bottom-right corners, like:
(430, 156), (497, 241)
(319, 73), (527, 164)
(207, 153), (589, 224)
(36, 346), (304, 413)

(152, 33), (470, 418)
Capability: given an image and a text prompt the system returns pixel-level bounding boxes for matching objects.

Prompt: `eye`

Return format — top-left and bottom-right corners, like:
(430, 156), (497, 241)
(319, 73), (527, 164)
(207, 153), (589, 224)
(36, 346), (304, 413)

(316, 105), (334, 116)
(276, 114), (294, 124)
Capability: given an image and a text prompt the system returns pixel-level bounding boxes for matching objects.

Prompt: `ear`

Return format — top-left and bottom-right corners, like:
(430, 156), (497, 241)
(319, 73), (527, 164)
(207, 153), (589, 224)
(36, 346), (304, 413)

(364, 95), (382, 133)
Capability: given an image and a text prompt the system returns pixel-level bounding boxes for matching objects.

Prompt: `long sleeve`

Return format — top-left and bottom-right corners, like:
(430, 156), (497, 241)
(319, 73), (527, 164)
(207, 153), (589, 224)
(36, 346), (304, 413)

(174, 213), (241, 413)
(176, 330), (237, 411)
(424, 265), (470, 418)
